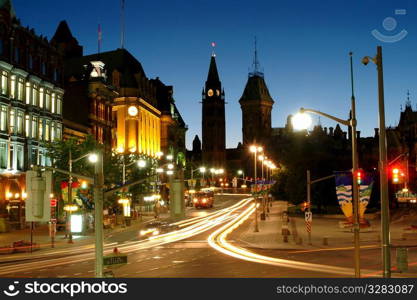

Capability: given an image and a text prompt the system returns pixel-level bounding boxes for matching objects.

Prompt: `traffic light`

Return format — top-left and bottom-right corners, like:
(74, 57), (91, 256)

(356, 171), (362, 185)
(392, 168), (399, 184)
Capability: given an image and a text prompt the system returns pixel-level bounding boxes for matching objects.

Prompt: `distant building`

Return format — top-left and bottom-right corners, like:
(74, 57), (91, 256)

(0, 1), (64, 226)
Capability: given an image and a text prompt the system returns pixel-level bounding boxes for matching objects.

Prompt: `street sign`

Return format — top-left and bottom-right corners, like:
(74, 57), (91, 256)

(305, 211), (312, 222)
(103, 254), (128, 266)
(26, 170), (53, 222)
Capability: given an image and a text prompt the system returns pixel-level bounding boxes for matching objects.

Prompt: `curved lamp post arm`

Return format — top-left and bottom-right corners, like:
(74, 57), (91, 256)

(300, 107), (351, 127)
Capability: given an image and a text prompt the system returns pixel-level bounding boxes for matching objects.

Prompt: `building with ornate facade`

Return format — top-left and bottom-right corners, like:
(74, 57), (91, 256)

(53, 21), (186, 158)
(0, 1), (64, 226)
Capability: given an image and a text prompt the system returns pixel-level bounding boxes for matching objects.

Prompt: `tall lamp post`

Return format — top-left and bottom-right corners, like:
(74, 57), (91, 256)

(292, 52), (361, 278)
(250, 145), (263, 232)
(67, 150), (100, 243)
(362, 46), (391, 278)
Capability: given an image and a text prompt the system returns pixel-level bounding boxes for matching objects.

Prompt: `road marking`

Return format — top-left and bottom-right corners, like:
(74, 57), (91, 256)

(172, 261), (184, 263)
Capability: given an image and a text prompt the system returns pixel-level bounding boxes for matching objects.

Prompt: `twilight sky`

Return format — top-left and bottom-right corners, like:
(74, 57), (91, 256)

(13, 0), (417, 149)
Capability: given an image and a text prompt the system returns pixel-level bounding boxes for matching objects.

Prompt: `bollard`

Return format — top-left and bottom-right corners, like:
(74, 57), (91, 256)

(323, 236), (328, 246)
(396, 247), (408, 272)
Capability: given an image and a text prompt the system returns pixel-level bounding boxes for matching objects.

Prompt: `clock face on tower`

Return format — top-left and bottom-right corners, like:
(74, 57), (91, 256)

(207, 89), (214, 97)
(216, 89), (220, 96)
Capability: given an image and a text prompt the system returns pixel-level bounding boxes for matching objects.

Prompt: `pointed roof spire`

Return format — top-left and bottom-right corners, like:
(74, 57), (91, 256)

(52, 20), (76, 43)
(249, 36), (264, 78)
(406, 89), (412, 108)
(206, 55), (220, 84)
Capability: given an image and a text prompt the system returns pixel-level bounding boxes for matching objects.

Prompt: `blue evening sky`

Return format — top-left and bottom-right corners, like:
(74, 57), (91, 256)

(13, 0), (417, 148)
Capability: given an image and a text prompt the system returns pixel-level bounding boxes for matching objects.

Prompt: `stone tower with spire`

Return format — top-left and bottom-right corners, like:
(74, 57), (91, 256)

(201, 52), (226, 168)
(239, 39), (274, 147)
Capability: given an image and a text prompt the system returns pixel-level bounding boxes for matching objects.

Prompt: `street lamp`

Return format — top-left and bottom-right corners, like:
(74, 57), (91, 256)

(250, 145), (263, 232)
(362, 46), (391, 278)
(67, 151), (99, 244)
(292, 52), (361, 278)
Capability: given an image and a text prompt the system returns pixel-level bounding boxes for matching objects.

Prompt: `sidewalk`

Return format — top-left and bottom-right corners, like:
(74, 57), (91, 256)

(235, 201), (417, 250)
(0, 213), (168, 257)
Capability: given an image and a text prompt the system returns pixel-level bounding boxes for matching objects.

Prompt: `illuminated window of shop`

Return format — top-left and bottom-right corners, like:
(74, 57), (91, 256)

(1, 70), (8, 95)
(8, 144), (14, 169)
(10, 75), (16, 99)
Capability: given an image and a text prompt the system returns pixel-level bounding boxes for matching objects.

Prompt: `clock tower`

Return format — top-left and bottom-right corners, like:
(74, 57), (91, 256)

(201, 53), (226, 168)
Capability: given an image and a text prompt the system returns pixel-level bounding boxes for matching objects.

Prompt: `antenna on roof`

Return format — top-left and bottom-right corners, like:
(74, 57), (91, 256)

(120, 0), (125, 49)
(249, 36), (263, 77)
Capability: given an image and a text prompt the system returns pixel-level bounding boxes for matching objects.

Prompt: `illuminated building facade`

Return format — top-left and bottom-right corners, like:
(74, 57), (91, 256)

(113, 97), (161, 156)
(0, 1), (64, 227)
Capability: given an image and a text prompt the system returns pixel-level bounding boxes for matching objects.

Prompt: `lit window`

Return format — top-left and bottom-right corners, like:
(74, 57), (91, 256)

(45, 91), (51, 110)
(0, 142), (6, 169)
(16, 145), (23, 170)
(45, 119), (50, 141)
(56, 95), (62, 115)
(17, 78), (24, 101)
(25, 82), (31, 104)
(1, 71), (8, 95)
(32, 84), (38, 106)
(25, 115), (30, 137)
(39, 88), (44, 108)
(9, 109), (15, 133)
(56, 123), (62, 139)
(10, 75), (16, 99)
(51, 93), (56, 113)
(31, 116), (37, 139)
(38, 118), (43, 141)
(0, 105), (7, 131)
(17, 111), (23, 134)
(51, 121), (55, 140)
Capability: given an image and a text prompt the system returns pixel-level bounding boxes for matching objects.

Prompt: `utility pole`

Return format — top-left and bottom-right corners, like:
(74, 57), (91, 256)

(376, 46), (391, 278)
(94, 150), (104, 278)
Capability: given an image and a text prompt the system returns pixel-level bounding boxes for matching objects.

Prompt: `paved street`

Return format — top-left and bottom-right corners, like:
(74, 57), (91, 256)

(1, 194), (416, 278)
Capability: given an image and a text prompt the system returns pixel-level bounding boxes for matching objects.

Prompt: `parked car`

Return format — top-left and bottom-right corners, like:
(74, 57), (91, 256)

(193, 191), (214, 208)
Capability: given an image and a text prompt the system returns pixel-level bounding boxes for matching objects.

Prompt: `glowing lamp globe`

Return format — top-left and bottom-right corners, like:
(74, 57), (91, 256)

(292, 113), (312, 130)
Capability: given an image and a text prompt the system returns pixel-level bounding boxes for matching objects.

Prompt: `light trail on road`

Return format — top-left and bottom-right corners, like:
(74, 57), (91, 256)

(208, 203), (360, 276)
(0, 197), (253, 277)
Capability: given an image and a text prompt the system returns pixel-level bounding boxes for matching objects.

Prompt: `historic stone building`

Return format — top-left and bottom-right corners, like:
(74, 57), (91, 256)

(201, 53), (226, 168)
(0, 1), (64, 226)
(53, 21), (187, 158)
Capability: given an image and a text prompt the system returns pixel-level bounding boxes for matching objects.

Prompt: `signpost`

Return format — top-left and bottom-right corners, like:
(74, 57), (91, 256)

(103, 254), (128, 267)
(305, 210), (312, 245)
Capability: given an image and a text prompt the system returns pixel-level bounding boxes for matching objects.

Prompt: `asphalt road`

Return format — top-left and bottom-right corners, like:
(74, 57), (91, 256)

(1, 194), (416, 278)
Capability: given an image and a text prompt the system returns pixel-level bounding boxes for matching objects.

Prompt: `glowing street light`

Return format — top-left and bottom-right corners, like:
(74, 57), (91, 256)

(137, 159), (146, 168)
(291, 112), (312, 130)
